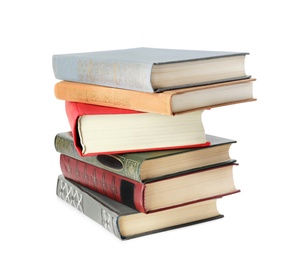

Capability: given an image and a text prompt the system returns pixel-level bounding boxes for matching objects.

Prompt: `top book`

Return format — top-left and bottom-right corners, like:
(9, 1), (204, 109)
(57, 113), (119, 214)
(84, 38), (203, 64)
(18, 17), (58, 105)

(52, 47), (250, 93)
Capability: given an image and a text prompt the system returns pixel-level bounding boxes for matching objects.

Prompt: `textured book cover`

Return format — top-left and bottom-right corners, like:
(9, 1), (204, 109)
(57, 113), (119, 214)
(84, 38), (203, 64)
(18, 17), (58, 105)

(56, 175), (224, 240)
(55, 131), (236, 182)
(53, 47), (250, 92)
(59, 155), (239, 213)
(60, 153), (146, 212)
(54, 78), (256, 115)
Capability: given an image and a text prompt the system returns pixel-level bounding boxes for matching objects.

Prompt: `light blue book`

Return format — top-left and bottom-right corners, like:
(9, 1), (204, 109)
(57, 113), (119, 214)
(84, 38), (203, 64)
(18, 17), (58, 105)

(52, 47), (250, 93)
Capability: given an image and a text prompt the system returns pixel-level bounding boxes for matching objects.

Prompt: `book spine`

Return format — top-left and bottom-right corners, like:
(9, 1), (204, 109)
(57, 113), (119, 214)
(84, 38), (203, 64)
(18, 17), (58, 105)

(52, 56), (154, 92)
(56, 175), (123, 240)
(54, 132), (144, 182)
(64, 101), (84, 156)
(54, 81), (174, 115)
(64, 101), (144, 156)
(54, 132), (78, 158)
(59, 154), (146, 213)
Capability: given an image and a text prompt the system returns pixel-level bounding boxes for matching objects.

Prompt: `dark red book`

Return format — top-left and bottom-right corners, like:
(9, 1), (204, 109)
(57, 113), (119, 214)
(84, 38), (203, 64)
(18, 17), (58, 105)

(60, 154), (240, 213)
(65, 101), (210, 156)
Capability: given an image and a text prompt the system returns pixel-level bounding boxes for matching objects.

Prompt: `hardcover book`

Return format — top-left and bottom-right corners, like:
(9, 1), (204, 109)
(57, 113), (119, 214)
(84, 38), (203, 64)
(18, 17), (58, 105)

(55, 132), (236, 182)
(54, 78), (256, 115)
(52, 47), (250, 93)
(65, 101), (209, 156)
(57, 175), (224, 240)
(59, 154), (239, 213)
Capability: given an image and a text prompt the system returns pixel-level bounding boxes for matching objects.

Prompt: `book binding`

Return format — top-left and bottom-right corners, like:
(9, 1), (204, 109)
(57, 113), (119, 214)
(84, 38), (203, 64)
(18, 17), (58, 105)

(57, 175), (123, 239)
(56, 175), (225, 240)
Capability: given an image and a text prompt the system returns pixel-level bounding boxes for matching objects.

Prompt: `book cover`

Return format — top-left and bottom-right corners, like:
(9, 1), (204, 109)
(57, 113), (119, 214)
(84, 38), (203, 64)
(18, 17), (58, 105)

(60, 154), (239, 213)
(60, 153), (146, 212)
(57, 175), (224, 240)
(55, 131), (236, 182)
(54, 78), (256, 115)
(52, 47), (250, 93)
(65, 101), (209, 156)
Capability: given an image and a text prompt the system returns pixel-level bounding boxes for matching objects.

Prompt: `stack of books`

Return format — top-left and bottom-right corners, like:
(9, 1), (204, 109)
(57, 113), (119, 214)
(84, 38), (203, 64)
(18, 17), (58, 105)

(52, 47), (256, 240)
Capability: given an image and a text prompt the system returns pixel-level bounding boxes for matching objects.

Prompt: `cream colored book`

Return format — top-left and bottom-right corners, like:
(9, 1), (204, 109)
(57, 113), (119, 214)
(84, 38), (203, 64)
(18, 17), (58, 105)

(65, 101), (209, 156)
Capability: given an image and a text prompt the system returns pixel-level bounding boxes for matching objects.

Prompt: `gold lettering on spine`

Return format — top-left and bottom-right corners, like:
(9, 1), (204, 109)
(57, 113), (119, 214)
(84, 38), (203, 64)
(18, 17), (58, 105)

(78, 60), (92, 82)
(113, 63), (120, 86)
(100, 208), (119, 237)
(125, 159), (139, 179)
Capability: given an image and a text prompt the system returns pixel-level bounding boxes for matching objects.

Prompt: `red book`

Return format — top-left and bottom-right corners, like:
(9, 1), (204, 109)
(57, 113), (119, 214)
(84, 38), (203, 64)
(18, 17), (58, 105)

(60, 154), (240, 213)
(65, 101), (210, 156)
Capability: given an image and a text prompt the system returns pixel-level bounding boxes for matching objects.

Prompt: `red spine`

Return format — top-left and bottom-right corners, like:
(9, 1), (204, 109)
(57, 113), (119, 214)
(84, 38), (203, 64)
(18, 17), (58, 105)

(65, 101), (142, 156)
(59, 154), (146, 213)
(65, 101), (210, 156)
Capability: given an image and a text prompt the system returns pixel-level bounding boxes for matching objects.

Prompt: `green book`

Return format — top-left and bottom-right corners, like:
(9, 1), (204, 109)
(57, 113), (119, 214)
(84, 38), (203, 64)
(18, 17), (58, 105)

(54, 132), (236, 183)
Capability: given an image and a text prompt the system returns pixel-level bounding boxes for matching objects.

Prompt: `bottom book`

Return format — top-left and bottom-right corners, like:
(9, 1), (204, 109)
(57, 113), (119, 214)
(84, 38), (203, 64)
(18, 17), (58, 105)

(56, 175), (224, 240)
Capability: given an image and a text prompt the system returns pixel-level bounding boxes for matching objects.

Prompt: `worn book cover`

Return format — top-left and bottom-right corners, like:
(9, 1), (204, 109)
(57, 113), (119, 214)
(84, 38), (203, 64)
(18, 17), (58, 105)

(54, 78), (256, 115)
(55, 131), (236, 182)
(59, 155), (239, 213)
(53, 47), (250, 92)
(57, 175), (224, 240)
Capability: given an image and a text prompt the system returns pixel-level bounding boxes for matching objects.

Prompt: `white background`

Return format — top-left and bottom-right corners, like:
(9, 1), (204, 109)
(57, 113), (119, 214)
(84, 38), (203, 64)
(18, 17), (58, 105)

(1, 0), (300, 259)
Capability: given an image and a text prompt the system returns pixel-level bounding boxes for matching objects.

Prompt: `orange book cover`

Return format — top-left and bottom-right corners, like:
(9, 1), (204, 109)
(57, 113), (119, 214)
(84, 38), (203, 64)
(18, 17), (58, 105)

(55, 78), (256, 115)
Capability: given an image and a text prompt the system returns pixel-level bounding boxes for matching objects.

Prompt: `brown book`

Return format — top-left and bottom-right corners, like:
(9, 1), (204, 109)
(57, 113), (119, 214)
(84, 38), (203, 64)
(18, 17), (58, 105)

(55, 78), (256, 115)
